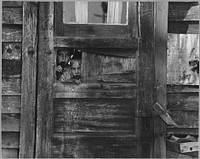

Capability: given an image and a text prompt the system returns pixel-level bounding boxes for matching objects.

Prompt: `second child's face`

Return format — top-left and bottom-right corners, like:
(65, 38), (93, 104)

(71, 60), (81, 77)
(57, 50), (70, 64)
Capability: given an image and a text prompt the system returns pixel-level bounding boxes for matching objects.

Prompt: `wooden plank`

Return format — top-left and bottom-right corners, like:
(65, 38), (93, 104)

(180, 142), (199, 153)
(2, 7), (23, 24)
(2, 25), (22, 42)
(2, 132), (20, 148)
(54, 83), (136, 99)
(19, 2), (38, 158)
(153, 2), (168, 158)
(54, 36), (138, 49)
(2, 43), (22, 60)
(168, 21), (199, 34)
(167, 128), (198, 136)
(2, 148), (19, 158)
(3, 1), (23, 7)
(2, 95), (21, 113)
(167, 85), (199, 93)
(51, 134), (137, 158)
(2, 113), (20, 132)
(2, 77), (21, 95)
(53, 99), (136, 133)
(36, 2), (54, 158)
(136, 2), (155, 158)
(167, 150), (193, 159)
(167, 93), (199, 111)
(168, 110), (198, 128)
(169, 2), (199, 21)
(2, 59), (21, 77)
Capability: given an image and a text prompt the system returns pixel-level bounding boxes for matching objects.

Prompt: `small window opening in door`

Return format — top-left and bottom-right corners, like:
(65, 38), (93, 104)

(63, 1), (128, 25)
(56, 49), (82, 84)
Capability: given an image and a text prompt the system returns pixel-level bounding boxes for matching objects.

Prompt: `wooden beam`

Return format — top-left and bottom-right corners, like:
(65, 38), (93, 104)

(19, 2), (38, 158)
(36, 2), (54, 158)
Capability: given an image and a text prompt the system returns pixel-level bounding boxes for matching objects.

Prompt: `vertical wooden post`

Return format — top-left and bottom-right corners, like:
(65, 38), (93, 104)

(19, 2), (38, 158)
(153, 2), (168, 158)
(36, 2), (54, 158)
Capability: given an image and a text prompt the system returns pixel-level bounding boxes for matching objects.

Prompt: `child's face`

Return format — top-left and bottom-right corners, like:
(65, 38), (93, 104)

(71, 60), (81, 77)
(57, 50), (70, 64)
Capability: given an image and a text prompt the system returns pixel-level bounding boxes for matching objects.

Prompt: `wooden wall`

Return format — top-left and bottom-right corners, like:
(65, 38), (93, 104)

(2, 1), (23, 158)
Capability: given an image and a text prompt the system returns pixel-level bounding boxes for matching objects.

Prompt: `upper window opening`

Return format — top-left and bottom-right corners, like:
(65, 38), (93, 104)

(63, 1), (128, 25)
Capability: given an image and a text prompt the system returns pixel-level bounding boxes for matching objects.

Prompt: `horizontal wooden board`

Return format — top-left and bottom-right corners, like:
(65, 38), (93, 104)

(2, 7), (23, 24)
(2, 59), (22, 77)
(167, 85), (199, 93)
(51, 134), (137, 158)
(167, 93), (198, 111)
(3, 1), (23, 7)
(2, 148), (19, 158)
(2, 25), (22, 42)
(2, 95), (21, 113)
(2, 132), (20, 148)
(2, 113), (20, 132)
(2, 43), (22, 60)
(54, 83), (137, 99)
(168, 110), (198, 128)
(2, 77), (21, 95)
(169, 2), (199, 21)
(53, 98), (136, 133)
(168, 21), (199, 34)
(167, 128), (198, 136)
(54, 36), (139, 49)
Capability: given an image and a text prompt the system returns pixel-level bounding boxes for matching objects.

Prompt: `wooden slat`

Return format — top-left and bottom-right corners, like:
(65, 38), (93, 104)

(54, 83), (136, 99)
(167, 150), (194, 158)
(19, 2), (38, 158)
(3, 1), (23, 7)
(2, 132), (20, 148)
(2, 95), (21, 113)
(167, 128), (198, 136)
(2, 148), (19, 158)
(180, 142), (199, 153)
(2, 25), (22, 42)
(36, 2), (54, 158)
(168, 21), (199, 34)
(2, 113), (20, 132)
(2, 43), (22, 60)
(167, 93), (199, 111)
(2, 59), (21, 77)
(169, 2), (199, 21)
(168, 110), (198, 128)
(53, 98), (136, 133)
(51, 134), (137, 158)
(2, 7), (23, 24)
(2, 77), (21, 95)
(54, 36), (138, 49)
(167, 85), (199, 93)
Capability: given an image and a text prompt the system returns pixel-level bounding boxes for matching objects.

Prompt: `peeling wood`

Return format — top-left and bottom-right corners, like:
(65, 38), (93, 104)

(2, 25), (22, 42)
(2, 7), (23, 24)
(2, 132), (20, 148)
(2, 113), (20, 132)
(2, 95), (21, 113)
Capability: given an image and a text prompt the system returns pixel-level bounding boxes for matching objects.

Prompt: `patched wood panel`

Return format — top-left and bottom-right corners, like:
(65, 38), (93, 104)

(168, 111), (198, 128)
(3, 1), (23, 7)
(51, 134), (137, 158)
(82, 52), (136, 83)
(2, 148), (19, 158)
(2, 132), (20, 148)
(2, 113), (20, 132)
(2, 95), (21, 113)
(53, 99), (136, 133)
(2, 78), (21, 95)
(2, 26), (22, 42)
(2, 7), (23, 24)
(2, 43), (22, 60)
(167, 34), (199, 85)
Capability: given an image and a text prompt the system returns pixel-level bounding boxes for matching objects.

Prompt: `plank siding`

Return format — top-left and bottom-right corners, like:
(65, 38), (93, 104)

(2, 7), (23, 24)
(2, 149), (19, 158)
(2, 25), (22, 42)
(3, 1), (23, 7)
(2, 96), (21, 113)
(2, 114), (20, 132)
(2, 43), (21, 60)
(2, 132), (20, 148)
(2, 77), (21, 95)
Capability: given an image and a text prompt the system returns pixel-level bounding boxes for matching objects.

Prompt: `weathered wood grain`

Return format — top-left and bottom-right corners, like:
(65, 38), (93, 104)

(36, 2), (54, 158)
(2, 148), (19, 158)
(2, 95), (21, 113)
(2, 132), (20, 148)
(168, 21), (199, 34)
(54, 82), (136, 99)
(19, 2), (38, 158)
(53, 98), (136, 133)
(167, 85), (199, 93)
(2, 59), (21, 77)
(2, 25), (22, 42)
(51, 134), (137, 158)
(169, 2), (199, 21)
(167, 150), (193, 159)
(167, 93), (199, 111)
(54, 36), (139, 49)
(3, 1), (23, 7)
(167, 128), (198, 136)
(2, 43), (22, 60)
(2, 77), (21, 95)
(2, 7), (23, 24)
(2, 113), (20, 132)
(168, 110), (198, 128)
